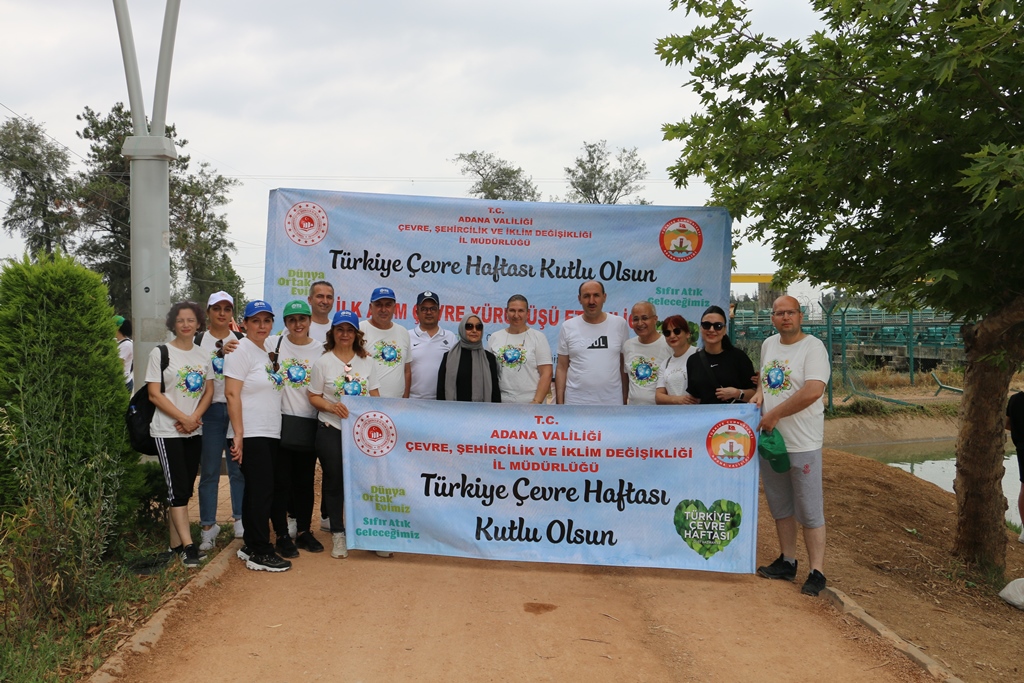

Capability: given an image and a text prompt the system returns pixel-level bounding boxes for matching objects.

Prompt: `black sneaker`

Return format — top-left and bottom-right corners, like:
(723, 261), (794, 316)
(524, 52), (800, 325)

(757, 554), (797, 581)
(246, 552), (292, 572)
(180, 544), (202, 568)
(801, 570), (827, 596)
(275, 535), (300, 559)
(295, 531), (325, 553)
(236, 545), (251, 562)
(170, 544), (208, 561)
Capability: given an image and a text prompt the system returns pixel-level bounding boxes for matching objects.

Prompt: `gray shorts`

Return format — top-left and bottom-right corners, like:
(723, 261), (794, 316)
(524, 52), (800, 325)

(759, 447), (825, 529)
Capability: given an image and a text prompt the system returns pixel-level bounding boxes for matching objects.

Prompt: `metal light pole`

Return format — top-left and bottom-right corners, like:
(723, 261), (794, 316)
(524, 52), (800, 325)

(112, 0), (180, 387)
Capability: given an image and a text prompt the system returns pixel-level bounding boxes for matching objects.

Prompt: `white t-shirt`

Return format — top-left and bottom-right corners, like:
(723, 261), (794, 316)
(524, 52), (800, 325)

(408, 326), (456, 400)
(759, 334), (831, 452)
(556, 314), (630, 406)
(118, 338), (133, 384)
(656, 347), (697, 397)
(197, 330), (242, 404)
(146, 343), (209, 439)
(309, 319), (332, 347)
(308, 352), (380, 429)
(489, 327), (553, 404)
(269, 334), (324, 418)
(622, 336), (674, 405)
(359, 321), (410, 398)
(223, 337), (284, 439)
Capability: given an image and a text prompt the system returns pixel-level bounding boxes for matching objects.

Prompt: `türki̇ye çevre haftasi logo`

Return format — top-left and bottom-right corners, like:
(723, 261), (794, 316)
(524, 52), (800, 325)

(285, 202), (329, 246)
(706, 419), (755, 469)
(353, 411), (398, 457)
(659, 217), (703, 263)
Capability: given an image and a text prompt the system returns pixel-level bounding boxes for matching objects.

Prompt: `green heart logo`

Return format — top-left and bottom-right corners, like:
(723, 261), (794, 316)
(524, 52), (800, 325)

(673, 499), (742, 560)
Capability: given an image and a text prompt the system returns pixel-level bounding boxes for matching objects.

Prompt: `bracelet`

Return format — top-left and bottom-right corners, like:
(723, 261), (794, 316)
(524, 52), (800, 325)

(739, 390), (745, 401)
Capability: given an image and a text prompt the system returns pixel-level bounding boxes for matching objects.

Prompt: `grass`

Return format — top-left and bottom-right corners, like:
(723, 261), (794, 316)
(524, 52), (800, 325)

(0, 522), (216, 683)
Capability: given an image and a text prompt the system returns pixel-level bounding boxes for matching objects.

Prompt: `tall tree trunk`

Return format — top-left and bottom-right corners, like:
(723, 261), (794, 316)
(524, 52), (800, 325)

(952, 352), (1010, 569)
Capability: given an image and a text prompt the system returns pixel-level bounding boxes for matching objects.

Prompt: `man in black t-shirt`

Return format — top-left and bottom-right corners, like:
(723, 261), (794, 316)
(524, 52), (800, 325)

(1006, 391), (1024, 544)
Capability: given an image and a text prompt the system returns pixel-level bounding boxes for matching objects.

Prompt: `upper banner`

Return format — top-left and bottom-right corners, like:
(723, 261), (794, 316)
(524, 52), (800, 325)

(265, 190), (732, 345)
(340, 398), (761, 573)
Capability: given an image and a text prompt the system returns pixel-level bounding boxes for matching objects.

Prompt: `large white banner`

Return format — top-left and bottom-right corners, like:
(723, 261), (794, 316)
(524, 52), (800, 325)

(264, 190), (732, 345)
(341, 398), (761, 573)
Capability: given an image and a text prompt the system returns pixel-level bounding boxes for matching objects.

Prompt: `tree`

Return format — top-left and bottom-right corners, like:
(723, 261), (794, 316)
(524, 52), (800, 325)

(453, 151), (541, 201)
(563, 140), (648, 204)
(0, 118), (76, 257)
(658, 0), (1024, 569)
(74, 103), (245, 311)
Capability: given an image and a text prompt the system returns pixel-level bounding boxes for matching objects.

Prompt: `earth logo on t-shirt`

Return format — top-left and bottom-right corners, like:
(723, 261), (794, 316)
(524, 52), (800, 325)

(497, 344), (526, 370)
(762, 359), (791, 396)
(335, 376), (367, 397)
(176, 366), (206, 398)
(373, 340), (402, 367)
(629, 356), (659, 386)
(283, 359), (311, 387)
(265, 365), (285, 390)
(211, 353), (225, 378)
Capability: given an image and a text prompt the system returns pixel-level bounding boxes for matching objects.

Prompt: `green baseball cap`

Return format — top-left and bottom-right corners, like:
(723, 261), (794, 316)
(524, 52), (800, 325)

(758, 428), (791, 473)
(282, 300), (312, 318)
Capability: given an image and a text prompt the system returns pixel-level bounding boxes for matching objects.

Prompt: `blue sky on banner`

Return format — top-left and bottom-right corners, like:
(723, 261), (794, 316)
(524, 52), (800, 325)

(0, 1), (820, 299)
(265, 189), (730, 343)
(340, 398), (761, 572)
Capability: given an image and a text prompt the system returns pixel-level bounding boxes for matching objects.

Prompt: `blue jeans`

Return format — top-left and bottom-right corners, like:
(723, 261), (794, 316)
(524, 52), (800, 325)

(198, 402), (244, 526)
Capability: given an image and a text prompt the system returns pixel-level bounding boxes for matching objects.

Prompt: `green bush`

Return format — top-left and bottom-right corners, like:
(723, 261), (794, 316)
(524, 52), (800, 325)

(0, 253), (138, 632)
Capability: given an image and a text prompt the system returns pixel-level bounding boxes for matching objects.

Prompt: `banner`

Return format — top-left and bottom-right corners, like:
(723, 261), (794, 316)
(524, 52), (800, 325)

(341, 398), (761, 573)
(265, 190), (732, 347)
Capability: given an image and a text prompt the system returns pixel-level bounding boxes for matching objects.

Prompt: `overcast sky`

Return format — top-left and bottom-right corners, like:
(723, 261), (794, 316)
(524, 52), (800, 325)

(0, 0), (819, 300)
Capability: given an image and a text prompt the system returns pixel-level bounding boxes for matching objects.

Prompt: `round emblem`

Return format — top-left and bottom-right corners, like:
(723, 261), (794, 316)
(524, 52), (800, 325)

(353, 410), (398, 457)
(659, 217), (703, 263)
(706, 419), (756, 469)
(184, 371), (204, 393)
(635, 362), (653, 381)
(284, 202), (329, 246)
(503, 348), (522, 364)
(287, 366), (307, 384)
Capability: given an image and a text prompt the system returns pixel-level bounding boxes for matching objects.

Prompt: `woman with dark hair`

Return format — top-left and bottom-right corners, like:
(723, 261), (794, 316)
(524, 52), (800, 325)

(437, 314), (501, 402)
(225, 300), (292, 573)
(655, 314), (699, 405)
(685, 305), (757, 405)
(307, 310), (381, 559)
(147, 302), (213, 567)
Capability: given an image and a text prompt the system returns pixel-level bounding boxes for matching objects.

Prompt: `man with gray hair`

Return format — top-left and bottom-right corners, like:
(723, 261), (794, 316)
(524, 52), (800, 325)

(622, 301), (672, 405)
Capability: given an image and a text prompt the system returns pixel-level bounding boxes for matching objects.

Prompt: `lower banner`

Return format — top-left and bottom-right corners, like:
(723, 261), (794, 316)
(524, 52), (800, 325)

(341, 398), (761, 573)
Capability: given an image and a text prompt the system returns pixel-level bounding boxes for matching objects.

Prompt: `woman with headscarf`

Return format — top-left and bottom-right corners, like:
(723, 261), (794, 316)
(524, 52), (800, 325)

(685, 305), (757, 405)
(436, 314), (501, 402)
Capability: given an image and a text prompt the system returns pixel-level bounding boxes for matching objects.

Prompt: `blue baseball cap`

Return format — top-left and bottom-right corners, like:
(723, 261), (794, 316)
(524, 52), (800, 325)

(370, 286), (397, 302)
(331, 310), (360, 328)
(243, 300), (274, 319)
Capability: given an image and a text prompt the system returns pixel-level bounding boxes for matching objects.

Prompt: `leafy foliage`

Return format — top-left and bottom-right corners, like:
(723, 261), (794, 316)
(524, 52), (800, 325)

(563, 140), (648, 204)
(0, 118), (77, 257)
(453, 150), (542, 201)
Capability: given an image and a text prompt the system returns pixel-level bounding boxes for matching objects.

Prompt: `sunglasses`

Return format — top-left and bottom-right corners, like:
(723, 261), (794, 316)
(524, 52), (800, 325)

(268, 351), (280, 373)
(465, 323), (484, 331)
(665, 327), (686, 337)
(215, 339), (225, 358)
(701, 321), (725, 331)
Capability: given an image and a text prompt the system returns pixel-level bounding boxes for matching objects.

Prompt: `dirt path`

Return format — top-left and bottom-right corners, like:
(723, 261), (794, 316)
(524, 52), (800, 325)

(112, 544), (927, 683)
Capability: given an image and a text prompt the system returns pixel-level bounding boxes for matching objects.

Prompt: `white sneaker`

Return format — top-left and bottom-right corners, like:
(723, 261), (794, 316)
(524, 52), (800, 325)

(287, 516), (297, 538)
(1018, 529), (1024, 544)
(320, 516), (331, 531)
(199, 523), (221, 552)
(331, 532), (348, 558)
(375, 551), (393, 558)
(233, 520), (244, 538)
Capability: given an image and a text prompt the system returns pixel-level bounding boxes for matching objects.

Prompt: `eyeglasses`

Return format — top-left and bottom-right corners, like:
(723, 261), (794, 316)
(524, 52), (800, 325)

(267, 351), (280, 373)
(772, 309), (800, 318)
(465, 323), (483, 331)
(215, 339), (225, 359)
(701, 321), (725, 331)
(665, 327), (686, 337)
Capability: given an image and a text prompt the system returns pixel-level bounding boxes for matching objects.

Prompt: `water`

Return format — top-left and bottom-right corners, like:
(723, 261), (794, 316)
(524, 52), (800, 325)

(841, 439), (1022, 527)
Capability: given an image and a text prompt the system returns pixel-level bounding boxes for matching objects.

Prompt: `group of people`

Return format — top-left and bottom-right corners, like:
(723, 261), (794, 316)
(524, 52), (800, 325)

(140, 278), (833, 596)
